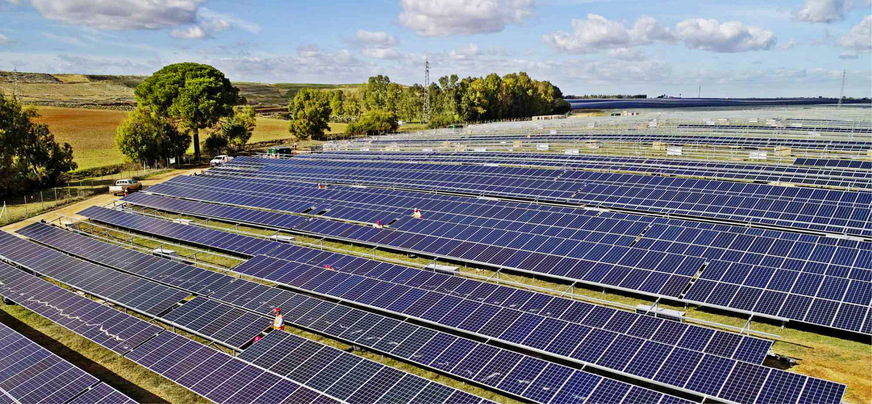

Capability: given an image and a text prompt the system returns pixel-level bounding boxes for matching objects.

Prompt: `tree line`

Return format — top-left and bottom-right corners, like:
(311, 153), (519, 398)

(290, 72), (570, 140)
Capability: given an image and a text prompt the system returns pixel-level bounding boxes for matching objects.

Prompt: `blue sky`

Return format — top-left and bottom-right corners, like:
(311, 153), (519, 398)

(0, 0), (870, 97)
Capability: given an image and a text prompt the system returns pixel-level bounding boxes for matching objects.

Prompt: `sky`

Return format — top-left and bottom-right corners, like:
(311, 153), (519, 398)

(0, 0), (870, 97)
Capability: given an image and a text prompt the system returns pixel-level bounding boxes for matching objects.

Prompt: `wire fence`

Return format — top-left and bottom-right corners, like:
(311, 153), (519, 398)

(1, 165), (171, 225)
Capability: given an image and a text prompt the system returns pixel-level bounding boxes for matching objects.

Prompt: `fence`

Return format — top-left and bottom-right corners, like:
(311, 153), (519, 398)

(1, 164), (171, 225)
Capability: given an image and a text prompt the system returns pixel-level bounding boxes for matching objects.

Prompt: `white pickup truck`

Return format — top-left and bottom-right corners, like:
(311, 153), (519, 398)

(210, 155), (234, 167)
(109, 179), (142, 196)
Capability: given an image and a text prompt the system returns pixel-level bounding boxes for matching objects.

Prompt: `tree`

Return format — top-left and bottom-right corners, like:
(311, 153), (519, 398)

(288, 88), (331, 141)
(116, 107), (191, 166)
(0, 93), (76, 195)
(328, 90), (344, 119)
(203, 133), (229, 156)
(346, 109), (398, 136)
(134, 63), (242, 162)
(218, 105), (256, 152)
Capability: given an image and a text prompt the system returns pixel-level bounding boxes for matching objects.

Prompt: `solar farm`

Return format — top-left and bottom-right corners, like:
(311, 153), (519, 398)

(0, 107), (870, 404)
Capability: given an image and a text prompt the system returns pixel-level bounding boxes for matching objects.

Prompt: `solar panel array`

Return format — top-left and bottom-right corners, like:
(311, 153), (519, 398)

(162, 297), (269, 349)
(0, 261), (162, 354)
(17, 223), (695, 404)
(344, 132), (872, 151)
(238, 331), (494, 404)
(0, 255), (347, 404)
(22, 223), (716, 402)
(213, 157), (872, 236)
(296, 152), (872, 190)
(70, 207), (851, 403)
(124, 329), (339, 404)
(0, 322), (135, 404)
(0, 231), (189, 317)
(13, 223), (516, 403)
(17, 221), (234, 295)
(119, 189), (872, 335)
(229, 254), (844, 404)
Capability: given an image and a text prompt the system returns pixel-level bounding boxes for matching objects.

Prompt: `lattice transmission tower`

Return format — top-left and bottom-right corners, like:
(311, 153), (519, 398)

(423, 56), (431, 123)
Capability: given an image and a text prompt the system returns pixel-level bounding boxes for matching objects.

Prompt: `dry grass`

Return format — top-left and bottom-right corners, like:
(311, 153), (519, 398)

(32, 106), (130, 170)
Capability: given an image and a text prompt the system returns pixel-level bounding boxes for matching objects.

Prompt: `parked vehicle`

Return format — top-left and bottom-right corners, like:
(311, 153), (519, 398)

(210, 155), (234, 166)
(109, 179), (142, 195)
(267, 147), (293, 158)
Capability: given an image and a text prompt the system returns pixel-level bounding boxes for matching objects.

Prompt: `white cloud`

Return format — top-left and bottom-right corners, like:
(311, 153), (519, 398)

(448, 43), (480, 60)
(171, 25), (208, 39)
(399, 0), (533, 36)
(544, 14), (674, 53)
(838, 51), (859, 58)
(796, 0), (850, 23)
(29, 0), (204, 30)
(355, 30), (398, 47)
(838, 15), (872, 52)
(0, 34), (11, 44)
(197, 8), (260, 33)
(777, 38), (798, 50)
(353, 30), (402, 59)
(361, 47), (402, 59)
(607, 47), (645, 60)
(675, 19), (776, 52)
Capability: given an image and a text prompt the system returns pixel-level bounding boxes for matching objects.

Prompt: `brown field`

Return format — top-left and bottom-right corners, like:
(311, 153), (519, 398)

(32, 106), (130, 170)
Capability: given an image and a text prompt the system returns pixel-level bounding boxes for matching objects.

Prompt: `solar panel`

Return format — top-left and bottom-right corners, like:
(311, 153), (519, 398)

(17, 222), (233, 295)
(161, 297), (269, 349)
(0, 261), (162, 354)
(125, 331), (338, 404)
(0, 322), (134, 404)
(121, 182), (871, 335)
(0, 231), (189, 317)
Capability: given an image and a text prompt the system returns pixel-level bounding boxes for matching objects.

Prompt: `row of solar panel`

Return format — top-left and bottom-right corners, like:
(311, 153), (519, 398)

(23, 223), (696, 404)
(216, 158), (872, 236)
(227, 252), (845, 404)
(119, 191), (872, 334)
(156, 174), (871, 273)
(311, 151), (871, 177)
(0, 231), (188, 317)
(231, 158), (871, 215)
(69, 206), (773, 366)
(16, 222), (235, 295)
(54, 217), (848, 404)
(0, 264), (336, 404)
(351, 133), (872, 151)
(0, 322), (135, 404)
(295, 153), (872, 189)
(1, 234), (494, 404)
(147, 176), (871, 288)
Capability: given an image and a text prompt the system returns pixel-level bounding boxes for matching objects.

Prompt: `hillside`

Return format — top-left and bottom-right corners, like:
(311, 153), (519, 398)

(0, 71), (358, 113)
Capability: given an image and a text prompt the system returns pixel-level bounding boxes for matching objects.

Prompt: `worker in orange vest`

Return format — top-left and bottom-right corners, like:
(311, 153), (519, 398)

(317, 183), (325, 189)
(412, 208), (422, 219)
(273, 307), (285, 330)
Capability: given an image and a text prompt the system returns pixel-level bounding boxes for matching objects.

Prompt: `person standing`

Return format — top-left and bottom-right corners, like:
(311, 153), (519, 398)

(273, 307), (285, 330)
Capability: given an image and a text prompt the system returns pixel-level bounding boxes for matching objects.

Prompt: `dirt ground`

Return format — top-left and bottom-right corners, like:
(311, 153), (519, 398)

(1, 167), (202, 233)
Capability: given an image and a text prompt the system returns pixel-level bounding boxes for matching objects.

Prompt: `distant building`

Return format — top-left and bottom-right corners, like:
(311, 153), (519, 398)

(532, 114), (566, 121)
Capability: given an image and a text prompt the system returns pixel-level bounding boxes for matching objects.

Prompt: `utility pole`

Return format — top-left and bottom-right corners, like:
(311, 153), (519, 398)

(423, 56), (431, 123)
(838, 69), (846, 108)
